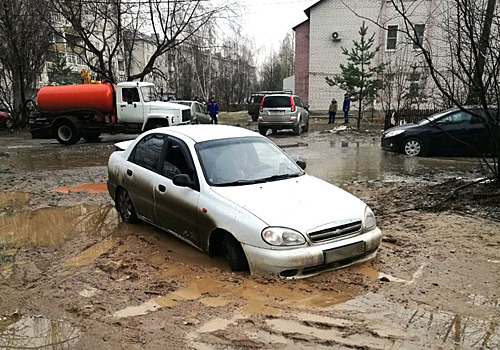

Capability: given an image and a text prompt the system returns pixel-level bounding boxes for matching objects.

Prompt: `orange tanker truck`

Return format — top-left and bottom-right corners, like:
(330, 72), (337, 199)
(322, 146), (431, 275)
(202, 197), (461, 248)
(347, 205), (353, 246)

(28, 81), (190, 145)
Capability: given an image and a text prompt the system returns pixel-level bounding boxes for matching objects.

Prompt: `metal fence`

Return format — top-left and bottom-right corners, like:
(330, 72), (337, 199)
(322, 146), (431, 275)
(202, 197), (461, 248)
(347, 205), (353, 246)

(384, 108), (444, 130)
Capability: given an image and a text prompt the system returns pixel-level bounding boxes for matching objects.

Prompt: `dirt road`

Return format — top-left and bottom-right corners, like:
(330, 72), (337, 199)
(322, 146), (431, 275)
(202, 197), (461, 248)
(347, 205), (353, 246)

(0, 115), (499, 349)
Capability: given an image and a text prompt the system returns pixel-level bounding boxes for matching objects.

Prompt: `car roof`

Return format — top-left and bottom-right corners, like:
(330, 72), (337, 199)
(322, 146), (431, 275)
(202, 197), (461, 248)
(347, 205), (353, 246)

(150, 125), (262, 143)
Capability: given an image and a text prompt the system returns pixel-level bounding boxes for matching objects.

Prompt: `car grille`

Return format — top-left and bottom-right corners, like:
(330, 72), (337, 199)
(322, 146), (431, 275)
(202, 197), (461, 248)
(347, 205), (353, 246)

(308, 221), (362, 243)
(182, 109), (191, 122)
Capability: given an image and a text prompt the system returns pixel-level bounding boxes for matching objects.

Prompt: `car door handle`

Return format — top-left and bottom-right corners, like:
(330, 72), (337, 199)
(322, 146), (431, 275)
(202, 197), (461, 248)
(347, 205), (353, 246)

(158, 184), (166, 192)
(126, 169), (133, 176)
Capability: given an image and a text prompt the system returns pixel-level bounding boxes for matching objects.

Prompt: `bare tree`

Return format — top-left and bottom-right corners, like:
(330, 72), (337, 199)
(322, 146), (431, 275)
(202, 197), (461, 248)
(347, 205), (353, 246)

(258, 33), (295, 91)
(47, 0), (230, 83)
(0, 0), (52, 127)
(387, 0), (500, 179)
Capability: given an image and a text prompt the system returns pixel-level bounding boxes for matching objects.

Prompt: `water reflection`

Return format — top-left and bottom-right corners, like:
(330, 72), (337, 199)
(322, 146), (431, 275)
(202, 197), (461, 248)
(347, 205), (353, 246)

(283, 139), (482, 184)
(0, 315), (79, 349)
(0, 204), (118, 248)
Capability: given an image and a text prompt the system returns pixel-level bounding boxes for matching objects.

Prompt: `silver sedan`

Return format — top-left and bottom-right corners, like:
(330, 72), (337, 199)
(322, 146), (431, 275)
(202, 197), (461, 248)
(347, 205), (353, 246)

(107, 125), (382, 278)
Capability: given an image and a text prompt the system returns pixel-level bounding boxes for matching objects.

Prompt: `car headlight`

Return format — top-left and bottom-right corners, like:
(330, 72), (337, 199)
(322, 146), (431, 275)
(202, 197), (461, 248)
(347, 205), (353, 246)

(364, 207), (377, 230)
(262, 227), (306, 246)
(384, 129), (405, 138)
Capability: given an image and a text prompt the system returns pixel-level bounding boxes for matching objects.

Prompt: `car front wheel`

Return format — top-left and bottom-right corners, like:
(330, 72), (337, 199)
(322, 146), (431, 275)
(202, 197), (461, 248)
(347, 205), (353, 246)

(224, 234), (249, 272)
(403, 138), (425, 156)
(116, 188), (140, 223)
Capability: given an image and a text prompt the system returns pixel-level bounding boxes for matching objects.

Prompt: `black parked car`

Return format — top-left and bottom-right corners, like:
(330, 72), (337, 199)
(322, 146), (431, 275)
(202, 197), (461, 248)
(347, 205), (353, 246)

(381, 107), (497, 156)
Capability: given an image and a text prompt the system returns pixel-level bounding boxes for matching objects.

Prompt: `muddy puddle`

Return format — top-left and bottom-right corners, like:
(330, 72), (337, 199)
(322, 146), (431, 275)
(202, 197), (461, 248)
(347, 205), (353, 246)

(184, 291), (500, 350)
(0, 204), (118, 248)
(281, 139), (483, 184)
(0, 314), (79, 349)
(54, 182), (108, 194)
(7, 146), (113, 171)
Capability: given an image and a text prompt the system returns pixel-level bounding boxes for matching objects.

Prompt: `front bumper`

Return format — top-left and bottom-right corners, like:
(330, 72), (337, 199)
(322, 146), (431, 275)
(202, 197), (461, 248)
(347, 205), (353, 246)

(243, 226), (382, 279)
(381, 137), (401, 153)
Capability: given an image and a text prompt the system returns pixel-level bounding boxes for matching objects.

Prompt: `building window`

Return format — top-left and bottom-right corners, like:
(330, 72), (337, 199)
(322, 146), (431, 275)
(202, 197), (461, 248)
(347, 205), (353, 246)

(386, 25), (398, 50)
(413, 24), (425, 49)
(118, 60), (125, 71)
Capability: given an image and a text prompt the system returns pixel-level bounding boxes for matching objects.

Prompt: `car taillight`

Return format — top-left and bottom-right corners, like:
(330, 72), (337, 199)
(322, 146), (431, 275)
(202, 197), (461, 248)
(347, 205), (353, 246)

(260, 97), (265, 112)
(290, 96), (296, 112)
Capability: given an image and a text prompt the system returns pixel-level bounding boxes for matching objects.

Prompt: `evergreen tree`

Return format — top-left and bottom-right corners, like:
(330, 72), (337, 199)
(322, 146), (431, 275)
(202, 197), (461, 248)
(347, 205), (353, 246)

(47, 52), (80, 85)
(326, 21), (384, 129)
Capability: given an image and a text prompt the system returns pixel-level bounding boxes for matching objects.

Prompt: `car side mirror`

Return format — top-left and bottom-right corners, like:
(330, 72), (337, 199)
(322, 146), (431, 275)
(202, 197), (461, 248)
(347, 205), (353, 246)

(296, 160), (306, 170)
(173, 174), (194, 188)
(305, 105), (309, 111)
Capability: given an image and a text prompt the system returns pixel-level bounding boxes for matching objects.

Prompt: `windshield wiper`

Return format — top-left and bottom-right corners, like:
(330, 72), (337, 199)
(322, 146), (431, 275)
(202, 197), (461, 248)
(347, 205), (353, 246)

(261, 173), (302, 183)
(217, 179), (259, 186)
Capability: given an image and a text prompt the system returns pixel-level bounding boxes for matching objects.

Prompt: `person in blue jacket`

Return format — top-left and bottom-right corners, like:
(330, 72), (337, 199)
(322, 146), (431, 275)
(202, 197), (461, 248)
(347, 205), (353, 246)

(207, 96), (219, 124)
(342, 93), (350, 123)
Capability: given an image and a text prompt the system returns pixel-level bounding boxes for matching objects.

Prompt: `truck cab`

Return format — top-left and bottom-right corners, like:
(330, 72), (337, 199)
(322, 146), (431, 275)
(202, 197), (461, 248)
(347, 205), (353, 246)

(117, 82), (191, 129)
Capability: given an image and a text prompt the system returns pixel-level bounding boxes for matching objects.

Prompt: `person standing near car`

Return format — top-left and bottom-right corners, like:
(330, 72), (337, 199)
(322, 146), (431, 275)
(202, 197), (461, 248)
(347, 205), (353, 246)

(342, 93), (350, 123)
(207, 96), (219, 124)
(328, 98), (338, 124)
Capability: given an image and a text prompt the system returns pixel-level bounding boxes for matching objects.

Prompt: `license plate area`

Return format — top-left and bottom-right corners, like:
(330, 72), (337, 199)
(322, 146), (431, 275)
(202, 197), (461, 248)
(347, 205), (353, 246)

(323, 241), (365, 264)
(271, 110), (285, 115)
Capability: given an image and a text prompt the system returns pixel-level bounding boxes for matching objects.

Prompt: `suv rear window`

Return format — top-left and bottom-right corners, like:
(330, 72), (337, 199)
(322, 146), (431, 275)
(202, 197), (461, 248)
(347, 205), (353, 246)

(263, 96), (291, 108)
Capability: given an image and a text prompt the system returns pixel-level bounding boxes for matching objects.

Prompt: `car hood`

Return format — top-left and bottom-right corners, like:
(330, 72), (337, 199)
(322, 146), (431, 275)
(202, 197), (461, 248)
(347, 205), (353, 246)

(383, 123), (419, 134)
(211, 175), (367, 233)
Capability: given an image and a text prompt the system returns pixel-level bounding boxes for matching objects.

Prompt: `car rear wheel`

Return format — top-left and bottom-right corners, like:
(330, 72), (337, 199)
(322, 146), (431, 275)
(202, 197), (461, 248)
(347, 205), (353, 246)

(293, 123), (301, 136)
(224, 234), (249, 272)
(403, 138), (426, 156)
(55, 119), (81, 145)
(302, 118), (309, 132)
(258, 126), (268, 136)
(116, 188), (140, 223)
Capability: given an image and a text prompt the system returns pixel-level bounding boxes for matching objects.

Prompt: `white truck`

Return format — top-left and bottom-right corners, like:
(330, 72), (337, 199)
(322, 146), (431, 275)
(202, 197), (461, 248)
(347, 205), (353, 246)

(29, 81), (190, 145)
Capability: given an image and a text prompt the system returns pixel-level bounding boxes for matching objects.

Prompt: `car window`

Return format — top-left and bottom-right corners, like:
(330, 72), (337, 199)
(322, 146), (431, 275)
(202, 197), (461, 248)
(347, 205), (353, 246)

(293, 97), (304, 108)
(263, 96), (291, 108)
(163, 138), (193, 180)
(438, 111), (472, 125)
(194, 103), (202, 113)
(122, 88), (140, 103)
(196, 137), (303, 186)
(129, 134), (165, 172)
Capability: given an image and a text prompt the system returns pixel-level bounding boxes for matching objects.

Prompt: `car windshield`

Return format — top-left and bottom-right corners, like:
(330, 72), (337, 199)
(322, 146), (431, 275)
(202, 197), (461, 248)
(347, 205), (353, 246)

(196, 137), (304, 186)
(141, 86), (159, 102)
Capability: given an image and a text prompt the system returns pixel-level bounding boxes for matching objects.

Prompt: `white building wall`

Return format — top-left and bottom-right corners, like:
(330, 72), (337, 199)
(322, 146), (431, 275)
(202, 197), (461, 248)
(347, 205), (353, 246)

(306, 0), (448, 112)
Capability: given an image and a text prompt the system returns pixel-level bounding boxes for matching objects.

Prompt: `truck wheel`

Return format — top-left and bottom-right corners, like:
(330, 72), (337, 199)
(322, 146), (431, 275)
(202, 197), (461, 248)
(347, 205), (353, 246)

(224, 234), (249, 272)
(82, 131), (101, 141)
(55, 120), (81, 145)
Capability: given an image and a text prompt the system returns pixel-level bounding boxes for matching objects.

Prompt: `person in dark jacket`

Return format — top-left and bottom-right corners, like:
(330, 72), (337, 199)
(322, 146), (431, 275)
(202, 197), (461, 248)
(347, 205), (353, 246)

(207, 96), (219, 124)
(342, 93), (350, 123)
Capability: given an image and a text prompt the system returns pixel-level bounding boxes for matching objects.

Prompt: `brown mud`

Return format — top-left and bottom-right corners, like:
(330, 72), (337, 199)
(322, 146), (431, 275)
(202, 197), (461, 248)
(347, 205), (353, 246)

(0, 114), (498, 349)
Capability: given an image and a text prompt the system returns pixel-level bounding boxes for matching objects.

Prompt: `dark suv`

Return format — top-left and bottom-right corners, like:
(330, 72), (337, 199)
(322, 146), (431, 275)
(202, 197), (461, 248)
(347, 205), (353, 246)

(258, 94), (309, 136)
(248, 91), (291, 121)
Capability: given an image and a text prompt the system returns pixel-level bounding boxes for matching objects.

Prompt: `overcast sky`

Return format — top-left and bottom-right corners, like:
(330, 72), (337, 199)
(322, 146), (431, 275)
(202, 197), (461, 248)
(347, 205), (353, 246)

(234, 0), (318, 53)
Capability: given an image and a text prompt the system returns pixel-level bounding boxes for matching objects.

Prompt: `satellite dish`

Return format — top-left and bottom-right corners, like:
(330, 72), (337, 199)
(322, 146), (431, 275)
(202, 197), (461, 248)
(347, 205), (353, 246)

(332, 32), (340, 41)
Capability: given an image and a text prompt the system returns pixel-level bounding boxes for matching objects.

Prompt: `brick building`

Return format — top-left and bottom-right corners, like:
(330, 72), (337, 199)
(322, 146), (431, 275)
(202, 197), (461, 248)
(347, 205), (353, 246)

(293, 0), (444, 112)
